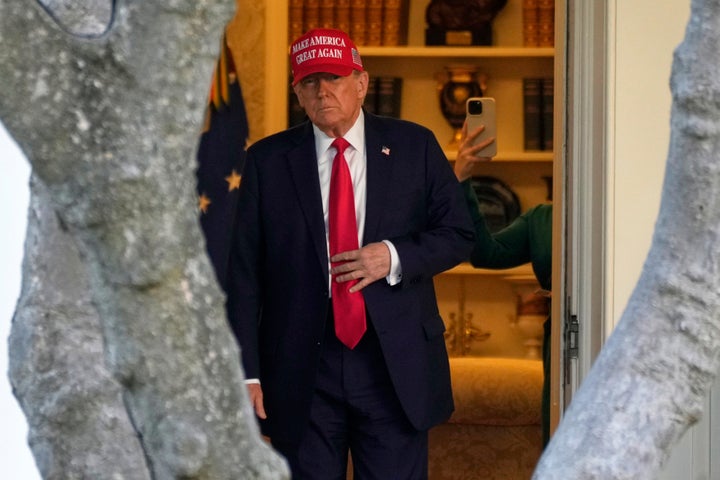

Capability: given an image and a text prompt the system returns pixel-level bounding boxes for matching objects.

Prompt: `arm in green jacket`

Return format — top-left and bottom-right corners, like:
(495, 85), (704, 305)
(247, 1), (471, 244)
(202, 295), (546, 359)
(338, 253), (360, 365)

(461, 180), (552, 290)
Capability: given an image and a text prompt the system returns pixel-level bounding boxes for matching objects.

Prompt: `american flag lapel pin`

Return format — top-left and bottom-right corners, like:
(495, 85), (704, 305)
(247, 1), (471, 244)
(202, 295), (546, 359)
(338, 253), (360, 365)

(381, 146), (390, 156)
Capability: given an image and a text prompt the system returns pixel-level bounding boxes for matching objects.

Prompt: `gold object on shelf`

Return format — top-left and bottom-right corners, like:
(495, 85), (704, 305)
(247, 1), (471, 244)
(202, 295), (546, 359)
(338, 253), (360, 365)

(436, 65), (486, 148)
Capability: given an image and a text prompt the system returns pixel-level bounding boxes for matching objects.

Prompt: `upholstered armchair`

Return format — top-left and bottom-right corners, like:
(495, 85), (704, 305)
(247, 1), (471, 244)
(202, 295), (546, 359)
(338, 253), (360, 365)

(429, 357), (543, 479)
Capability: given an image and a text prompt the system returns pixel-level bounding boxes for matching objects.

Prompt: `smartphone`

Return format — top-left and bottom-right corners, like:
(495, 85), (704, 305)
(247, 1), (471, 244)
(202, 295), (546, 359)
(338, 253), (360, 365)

(465, 97), (497, 157)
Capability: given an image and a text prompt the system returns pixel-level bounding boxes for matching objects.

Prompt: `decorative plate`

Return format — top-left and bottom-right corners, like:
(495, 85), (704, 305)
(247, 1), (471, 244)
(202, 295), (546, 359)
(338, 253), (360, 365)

(470, 176), (521, 233)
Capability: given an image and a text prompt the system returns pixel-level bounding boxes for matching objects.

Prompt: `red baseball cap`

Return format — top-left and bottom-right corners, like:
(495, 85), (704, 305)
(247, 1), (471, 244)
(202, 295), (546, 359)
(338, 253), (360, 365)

(289, 28), (364, 86)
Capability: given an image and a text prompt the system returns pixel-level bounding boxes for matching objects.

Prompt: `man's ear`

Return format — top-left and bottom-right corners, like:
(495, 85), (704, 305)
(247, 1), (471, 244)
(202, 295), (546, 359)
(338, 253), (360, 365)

(357, 71), (370, 98)
(292, 85), (304, 108)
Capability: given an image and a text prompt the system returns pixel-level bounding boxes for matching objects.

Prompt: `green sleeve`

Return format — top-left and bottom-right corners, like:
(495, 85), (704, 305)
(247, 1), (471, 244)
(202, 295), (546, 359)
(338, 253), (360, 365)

(461, 179), (533, 269)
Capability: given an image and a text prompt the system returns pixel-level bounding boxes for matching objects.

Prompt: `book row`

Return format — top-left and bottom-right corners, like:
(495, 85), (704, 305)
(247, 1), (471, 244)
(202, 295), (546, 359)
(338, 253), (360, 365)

(288, 0), (407, 46)
(522, 0), (555, 47)
(363, 76), (402, 118)
(523, 77), (553, 151)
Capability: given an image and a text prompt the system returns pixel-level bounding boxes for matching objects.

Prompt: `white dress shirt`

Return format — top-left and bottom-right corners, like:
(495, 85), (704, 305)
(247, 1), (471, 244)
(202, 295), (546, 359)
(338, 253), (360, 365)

(313, 110), (402, 289)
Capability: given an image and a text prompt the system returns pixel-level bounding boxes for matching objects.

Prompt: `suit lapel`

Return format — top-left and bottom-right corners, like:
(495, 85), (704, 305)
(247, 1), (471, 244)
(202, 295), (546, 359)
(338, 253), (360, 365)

(284, 117), (394, 276)
(363, 116), (394, 245)
(287, 127), (329, 281)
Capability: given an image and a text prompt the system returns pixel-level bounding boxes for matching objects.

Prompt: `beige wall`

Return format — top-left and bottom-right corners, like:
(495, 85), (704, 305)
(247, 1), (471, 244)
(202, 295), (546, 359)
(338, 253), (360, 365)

(608, 0), (689, 329)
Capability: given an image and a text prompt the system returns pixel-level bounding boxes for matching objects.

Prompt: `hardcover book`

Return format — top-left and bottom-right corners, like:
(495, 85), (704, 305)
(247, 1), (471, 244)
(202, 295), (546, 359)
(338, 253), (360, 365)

(376, 77), (403, 118)
(336, 0), (352, 33)
(522, 0), (540, 46)
(350, 0), (367, 45)
(288, 0), (304, 43)
(366, 0), (383, 46)
(541, 77), (554, 151)
(523, 77), (543, 151)
(537, 0), (555, 47)
(319, 0), (336, 29)
(363, 76), (378, 114)
(303, 0), (320, 32)
(381, 0), (404, 46)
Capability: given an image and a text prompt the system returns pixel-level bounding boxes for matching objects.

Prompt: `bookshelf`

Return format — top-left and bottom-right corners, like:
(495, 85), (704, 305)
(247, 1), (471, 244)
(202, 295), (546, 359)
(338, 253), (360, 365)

(359, 46), (554, 57)
(276, 0), (555, 211)
(230, 0), (559, 358)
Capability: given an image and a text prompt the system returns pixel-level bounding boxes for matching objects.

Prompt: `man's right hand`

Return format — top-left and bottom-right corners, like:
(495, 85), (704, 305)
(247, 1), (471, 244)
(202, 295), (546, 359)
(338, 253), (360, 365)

(247, 383), (267, 419)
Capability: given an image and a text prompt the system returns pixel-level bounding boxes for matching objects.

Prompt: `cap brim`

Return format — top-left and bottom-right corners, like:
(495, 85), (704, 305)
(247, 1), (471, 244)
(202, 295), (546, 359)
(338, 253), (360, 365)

(292, 65), (356, 86)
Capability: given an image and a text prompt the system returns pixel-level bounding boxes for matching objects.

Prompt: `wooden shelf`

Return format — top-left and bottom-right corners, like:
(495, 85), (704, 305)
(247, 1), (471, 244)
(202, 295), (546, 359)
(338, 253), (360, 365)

(441, 263), (534, 277)
(445, 150), (553, 163)
(359, 46), (554, 58)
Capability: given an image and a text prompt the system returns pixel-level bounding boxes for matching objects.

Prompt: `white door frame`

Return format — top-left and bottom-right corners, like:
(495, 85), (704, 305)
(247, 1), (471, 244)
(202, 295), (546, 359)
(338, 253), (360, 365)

(552, 0), (609, 431)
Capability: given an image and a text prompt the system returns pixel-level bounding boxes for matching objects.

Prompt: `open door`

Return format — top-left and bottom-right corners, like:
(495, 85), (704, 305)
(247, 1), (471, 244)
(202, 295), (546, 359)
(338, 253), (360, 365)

(549, 0), (609, 438)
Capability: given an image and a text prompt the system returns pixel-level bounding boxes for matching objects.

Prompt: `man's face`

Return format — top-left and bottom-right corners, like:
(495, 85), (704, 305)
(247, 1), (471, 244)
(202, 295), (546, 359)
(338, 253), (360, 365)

(293, 71), (369, 137)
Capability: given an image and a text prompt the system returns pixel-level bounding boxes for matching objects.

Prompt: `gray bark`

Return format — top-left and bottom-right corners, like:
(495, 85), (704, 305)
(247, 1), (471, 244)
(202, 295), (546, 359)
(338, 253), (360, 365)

(10, 175), (151, 479)
(1, 1), (288, 478)
(534, 0), (720, 478)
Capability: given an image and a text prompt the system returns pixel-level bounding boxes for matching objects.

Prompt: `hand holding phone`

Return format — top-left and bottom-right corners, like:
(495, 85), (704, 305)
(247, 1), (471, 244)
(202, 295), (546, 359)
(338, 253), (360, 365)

(465, 97), (497, 157)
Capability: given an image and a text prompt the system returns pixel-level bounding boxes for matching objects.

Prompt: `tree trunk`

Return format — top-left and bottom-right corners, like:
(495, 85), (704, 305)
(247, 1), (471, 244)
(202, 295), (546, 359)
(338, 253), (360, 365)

(10, 175), (152, 479)
(1, 1), (288, 478)
(534, 0), (720, 478)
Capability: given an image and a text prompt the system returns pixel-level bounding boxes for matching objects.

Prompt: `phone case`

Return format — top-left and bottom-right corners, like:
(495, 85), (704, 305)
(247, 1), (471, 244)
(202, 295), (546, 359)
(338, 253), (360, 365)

(466, 97), (497, 157)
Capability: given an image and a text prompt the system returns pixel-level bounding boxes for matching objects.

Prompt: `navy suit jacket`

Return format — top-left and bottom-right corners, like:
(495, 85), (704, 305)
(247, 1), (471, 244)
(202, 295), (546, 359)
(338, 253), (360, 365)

(227, 112), (474, 444)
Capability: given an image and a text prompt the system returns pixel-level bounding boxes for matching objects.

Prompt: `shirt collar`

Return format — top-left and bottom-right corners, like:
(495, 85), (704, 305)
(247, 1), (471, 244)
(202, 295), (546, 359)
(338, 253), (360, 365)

(314, 110), (365, 164)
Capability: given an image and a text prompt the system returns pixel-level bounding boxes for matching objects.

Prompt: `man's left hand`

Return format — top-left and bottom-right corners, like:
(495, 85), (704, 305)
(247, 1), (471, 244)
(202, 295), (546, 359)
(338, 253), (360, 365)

(330, 242), (390, 292)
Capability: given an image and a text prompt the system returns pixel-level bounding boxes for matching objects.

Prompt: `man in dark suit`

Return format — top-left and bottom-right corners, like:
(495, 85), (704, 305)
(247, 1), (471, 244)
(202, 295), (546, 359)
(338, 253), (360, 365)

(227, 28), (474, 479)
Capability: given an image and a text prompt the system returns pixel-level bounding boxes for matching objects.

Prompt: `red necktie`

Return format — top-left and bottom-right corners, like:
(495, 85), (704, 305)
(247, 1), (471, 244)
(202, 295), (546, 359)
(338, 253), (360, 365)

(329, 137), (366, 349)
